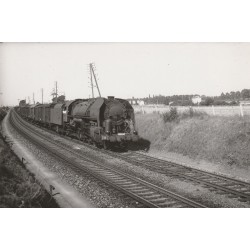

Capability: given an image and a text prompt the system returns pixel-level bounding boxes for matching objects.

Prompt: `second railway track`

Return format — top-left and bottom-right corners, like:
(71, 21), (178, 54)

(101, 147), (250, 203)
(9, 110), (206, 208)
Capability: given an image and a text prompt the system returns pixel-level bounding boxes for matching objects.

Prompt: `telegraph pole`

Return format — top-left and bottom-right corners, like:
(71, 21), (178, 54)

(33, 93), (35, 104)
(41, 88), (43, 104)
(89, 64), (94, 98)
(90, 63), (101, 97)
(0, 92), (2, 107)
(55, 81), (58, 103)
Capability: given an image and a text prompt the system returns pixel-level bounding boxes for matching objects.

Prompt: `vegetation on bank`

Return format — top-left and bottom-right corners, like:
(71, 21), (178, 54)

(0, 135), (59, 208)
(0, 111), (58, 208)
(136, 108), (250, 169)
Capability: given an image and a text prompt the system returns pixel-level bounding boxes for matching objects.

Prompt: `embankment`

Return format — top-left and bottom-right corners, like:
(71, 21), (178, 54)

(136, 112), (250, 169)
(0, 111), (58, 208)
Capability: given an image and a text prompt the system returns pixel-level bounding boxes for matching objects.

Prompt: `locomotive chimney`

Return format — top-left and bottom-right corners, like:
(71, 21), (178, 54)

(108, 96), (115, 100)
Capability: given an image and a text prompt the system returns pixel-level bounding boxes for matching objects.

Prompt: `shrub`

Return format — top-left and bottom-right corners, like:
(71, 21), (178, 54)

(162, 107), (179, 123)
(180, 107), (207, 120)
(162, 107), (207, 123)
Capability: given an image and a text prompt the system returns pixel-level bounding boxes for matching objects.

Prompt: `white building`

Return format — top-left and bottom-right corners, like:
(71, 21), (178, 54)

(138, 100), (145, 106)
(128, 99), (145, 105)
(192, 95), (202, 105)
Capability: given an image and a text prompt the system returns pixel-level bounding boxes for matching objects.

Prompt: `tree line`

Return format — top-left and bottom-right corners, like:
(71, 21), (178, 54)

(140, 89), (250, 106)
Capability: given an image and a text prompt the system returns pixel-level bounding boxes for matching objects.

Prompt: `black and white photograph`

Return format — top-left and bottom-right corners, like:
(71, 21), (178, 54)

(1, 43), (250, 209)
(1, 0), (250, 249)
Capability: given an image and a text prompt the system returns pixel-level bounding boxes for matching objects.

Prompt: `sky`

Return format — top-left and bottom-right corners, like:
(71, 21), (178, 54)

(1, 43), (250, 106)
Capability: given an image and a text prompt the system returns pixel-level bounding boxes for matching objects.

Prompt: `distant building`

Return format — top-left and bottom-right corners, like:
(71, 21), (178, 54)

(138, 100), (145, 106)
(192, 95), (202, 105)
(127, 98), (145, 106)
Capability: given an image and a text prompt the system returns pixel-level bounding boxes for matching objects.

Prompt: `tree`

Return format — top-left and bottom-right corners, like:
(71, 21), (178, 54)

(235, 91), (241, 99)
(230, 91), (236, 99)
(241, 89), (250, 99)
(204, 97), (214, 106)
(221, 92), (225, 99)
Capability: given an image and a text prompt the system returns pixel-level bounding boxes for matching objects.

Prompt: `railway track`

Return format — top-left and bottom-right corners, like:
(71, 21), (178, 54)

(9, 110), (206, 208)
(101, 149), (250, 203)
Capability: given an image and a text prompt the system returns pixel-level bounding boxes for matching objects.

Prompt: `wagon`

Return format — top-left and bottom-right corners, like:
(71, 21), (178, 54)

(50, 103), (64, 126)
(29, 104), (40, 120)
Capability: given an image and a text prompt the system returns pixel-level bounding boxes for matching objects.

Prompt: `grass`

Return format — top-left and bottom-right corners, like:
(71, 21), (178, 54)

(0, 134), (59, 208)
(135, 109), (250, 169)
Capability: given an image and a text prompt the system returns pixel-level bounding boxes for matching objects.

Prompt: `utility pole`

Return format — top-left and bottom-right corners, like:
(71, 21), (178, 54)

(90, 63), (101, 97)
(33, 93), (35, 104)
(41, 88), (43, 104)
(55, 81), (58, 103)
(51, 82), (58, 103)
(89, 64), (94, 98)
(0, 92), (2, 107)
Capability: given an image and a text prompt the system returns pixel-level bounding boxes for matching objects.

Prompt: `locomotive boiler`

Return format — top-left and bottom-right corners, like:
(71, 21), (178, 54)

(71, 96), (138, 148)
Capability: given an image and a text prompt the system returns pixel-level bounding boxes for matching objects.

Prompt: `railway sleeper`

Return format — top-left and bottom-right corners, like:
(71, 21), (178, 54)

(149, 197), (168, 203)
(101, 173), (121, 178)
(219, 183), (242, 188)
(124, 186), (149, 192)
(240, 191), (250, 195)
(215, 190), (227, 195)
(227, 194), (241, 198)
(141, 194), (162, 199)
(167, 204), (186, 208)
(118, 183), (139, 188)
(135, 191), (155, 196)
(109, 177), (131, 181)
(158, 200), (181, 207)
(233, 188), (250, 192)
(113, 180), (134, 185)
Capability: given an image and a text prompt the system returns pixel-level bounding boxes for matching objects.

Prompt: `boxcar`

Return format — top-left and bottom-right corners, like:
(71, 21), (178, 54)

(29, 104), (39, 120)
(20, 105), (30, 118)
(44, 104), (53, 124)
(50, 103), (64, 126)
(34, 104), (44, 122)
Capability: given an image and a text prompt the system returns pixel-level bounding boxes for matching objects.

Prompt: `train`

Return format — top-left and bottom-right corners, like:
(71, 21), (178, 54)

(17, 96), (139, 149)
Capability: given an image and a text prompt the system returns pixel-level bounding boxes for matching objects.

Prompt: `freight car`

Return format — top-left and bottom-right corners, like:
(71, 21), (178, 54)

(17, 96), (139, 149)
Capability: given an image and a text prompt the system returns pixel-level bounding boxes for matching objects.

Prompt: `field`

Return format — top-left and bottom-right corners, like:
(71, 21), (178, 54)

(135, 110), (250, 169)
(133, 105), (250, 117)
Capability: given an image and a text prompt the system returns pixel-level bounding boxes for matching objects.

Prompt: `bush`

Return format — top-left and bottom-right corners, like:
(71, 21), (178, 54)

(162, 107), (207, 123)
(162, 107), (179, 123)
(181, 107), (207, 120)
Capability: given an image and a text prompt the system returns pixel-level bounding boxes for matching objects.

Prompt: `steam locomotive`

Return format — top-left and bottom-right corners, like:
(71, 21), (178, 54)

(17, 96), (139, 149)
